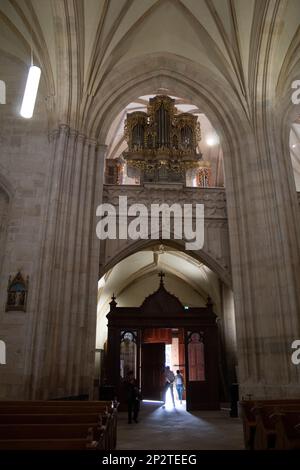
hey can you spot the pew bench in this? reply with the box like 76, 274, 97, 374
0, 438, 99, 451
271, 411, 300, 450
0, 413, 102, 424
0, 400, 112, 406
0, 406, 111, 414
239, 399, 300, 450
0, 400, 118, 451
0, 423, 102, 440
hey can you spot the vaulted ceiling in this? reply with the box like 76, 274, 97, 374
97, 245, 220, 306
0, 0, 300, 182
1, 0, 299, 122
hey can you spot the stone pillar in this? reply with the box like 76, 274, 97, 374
25, 125, 106, 399
0, 188, 9, 272
221, 283, 237, 385
224, 107, 300, 399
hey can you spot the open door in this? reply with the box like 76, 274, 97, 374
141, 343, 165, 400
185, 329, 219, 410
178, 329, 186, 400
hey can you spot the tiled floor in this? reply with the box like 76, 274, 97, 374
117, 401, 244, 450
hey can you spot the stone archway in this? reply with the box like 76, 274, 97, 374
99, 232, 231, 290
90, 55, 300, 398
26, 52, 300, 400
95, 237, 237, 403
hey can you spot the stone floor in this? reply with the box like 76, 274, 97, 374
117, 401, 244, 450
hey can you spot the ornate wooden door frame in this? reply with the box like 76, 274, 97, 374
105, 278, 219, 410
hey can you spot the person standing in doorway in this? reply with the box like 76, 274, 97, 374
175, 370, 184, 404
162, 366, 175, 407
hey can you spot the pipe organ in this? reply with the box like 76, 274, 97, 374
123, 95, 206, 185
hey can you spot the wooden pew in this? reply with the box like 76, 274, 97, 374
0, 423, 102, 440
271, 411, 300, 449
0, 401, 113, 415
0, 407, 110, 415
0, 425, 99, 450
0, 413, 102, 424
253, 404, 300, 450
0, 401, 118, 451
0, 438, 99, 450
239, 399, 300, 450
252, 405, 277, 450
239, 401, 256, 449
0, 423, 108, 450
0, 400, 113, 407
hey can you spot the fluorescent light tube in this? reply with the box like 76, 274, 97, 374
20, 65, 41, 118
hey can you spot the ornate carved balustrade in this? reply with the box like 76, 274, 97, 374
103, 185, 227, 219
99, 189, 300, 285
100, 185, 231, 286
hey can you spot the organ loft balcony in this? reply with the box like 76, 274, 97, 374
105, 95, 221, 189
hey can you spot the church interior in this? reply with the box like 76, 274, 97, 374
0, 0, 300, 455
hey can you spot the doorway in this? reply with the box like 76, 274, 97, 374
141, 343, 165, 400
141, 328, 186, 408
105, 277, 220, 410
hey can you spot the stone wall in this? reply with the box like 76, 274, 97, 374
0, 54, 51, 398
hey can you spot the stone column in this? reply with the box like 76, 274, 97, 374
25, 125, 106, 399
0, 188, 9, 273
224, 106, 300, 399
221, 283, 237, 386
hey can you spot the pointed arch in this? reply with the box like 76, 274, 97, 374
99, 238, 232, 289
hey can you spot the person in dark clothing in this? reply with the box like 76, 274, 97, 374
125, 371, 141, 424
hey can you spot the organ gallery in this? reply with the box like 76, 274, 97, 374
123, 95, 204, 185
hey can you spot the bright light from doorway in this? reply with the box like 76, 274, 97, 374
164, 387, 175, 409
142, 399, 163, 403
165, 344, 171, 367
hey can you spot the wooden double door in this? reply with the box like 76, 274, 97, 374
140, 328, 218, 410
141, 343, 165, 401
106, 299, 220, 410
141, 327, 186, 402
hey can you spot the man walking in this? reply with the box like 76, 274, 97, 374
162, 366, 175, 407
